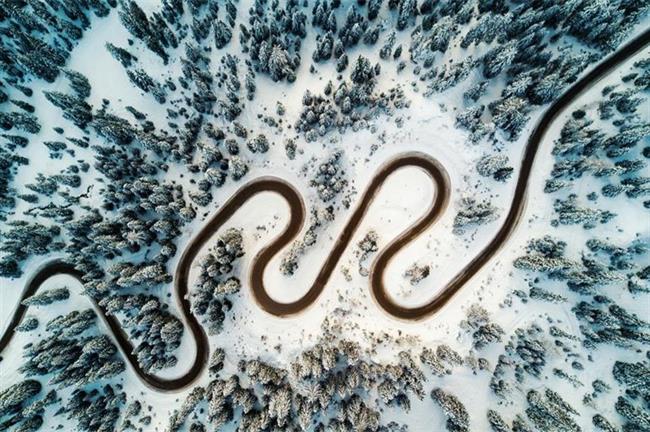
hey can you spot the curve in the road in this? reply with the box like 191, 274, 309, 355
373, 29, 650, 319
1, 28, 648, 391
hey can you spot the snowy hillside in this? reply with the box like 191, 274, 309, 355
0, 0, 649, 431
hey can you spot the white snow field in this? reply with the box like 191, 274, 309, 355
1, 0, 649, 431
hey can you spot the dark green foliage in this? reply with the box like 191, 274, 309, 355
573, 296, 650, 348
309, 151, 347, 202
167, 387, 205, 432
22, 287, 69, 306
615, 396, 650, 432
487, 410, 512, 432
106, 43, 137, 67
118, 0, 170, 63
100, 293, 182, 372
17, 307, 124, 389
0, 221, 61, 277
214, 21, 233, 49
553, 194, 616, 228
592, 414, 618, 432
613, 361, 649, 401
0, 380, 41, 418
91, 110, 136, 145
0, 112, 41, 134
16, 316, 39, 332
515, 236, 647, 296
242, 0, 306, 82
430, 388, 470, 432
63, 70, 91, 99
63, 385, 125, 432
208, 348, 226, 375
525, 389, 580, 432
460, 304, 504, 349
192, 228, 244, 334
43, 91, 92, 129
490, 324, 549, 398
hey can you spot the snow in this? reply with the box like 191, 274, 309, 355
1, 1, 649, 430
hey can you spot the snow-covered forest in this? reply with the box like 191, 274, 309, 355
0, 0, 648, 430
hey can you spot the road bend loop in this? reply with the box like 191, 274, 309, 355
1, 28, 648, 391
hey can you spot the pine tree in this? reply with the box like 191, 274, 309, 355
488, 96, 529, 140
106, 43, 137, 67
368, 0, 383, 20
396, 0, 416, 31
429, 17, 456, 53
64, 69, 91, 99
214, 21, 233, 49
43, 91, 93, 129
0, 380, 41, 418
431, 388, 470, 432
350, 56, 374, 84
482, 42, 517, 79
268, 46, 291, 82
22, 287, 70, 306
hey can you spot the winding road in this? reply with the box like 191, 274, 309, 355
1, 28, 648, 392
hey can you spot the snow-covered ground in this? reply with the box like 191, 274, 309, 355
1, 1, 649, 430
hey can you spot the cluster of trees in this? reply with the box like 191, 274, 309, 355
240, 0, 306, 82
455, 105, 495, 144
356, 230, 379, 277
192, 228, 245, 334
573, 295, 649, 348
486, 409, 534, 432
430, 388, 470, 432
545, 63, 649, 212
517, 242, 649, 346
177, 41, 216, 115
515, 235, 647, 296
278, 151, 348, 275
0, 145, 28, 221
215, 53, 245, 120
117, 399, 150, 432
118, 0, 177, 64
280, 206, 335, 276
459, 304, 504, 349
413, 0, 645, 142
109, 1, 245, 125
309, 151, 348, 202
16, 315, 39, 333
164, 335, 433, 431
0, 379, 56, 432
552, 194, 616, 228
488, 388, 581, 432
22, 287, 69, 306
100, 292, 183, 373
523, 388, 581, 432
611, 360, 650, 431
296, 56, 407, 141
452, 197, 499, 234
420, 344, 465, 377
60, 385, 125, 432
17, 167, 85, 224
19, 308, 125, 389
0, 221, 62, 278
488, 314, 647, 430
196, 126, 250, 195
1, 0, 648, 430
476, 154, 513, 182
0, 0, 113, 89
490, 323, 548, 398
311, 2, 384, 66
587, 238, 649, 293
59, 209, 171, 295
404, 262, 430, 286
